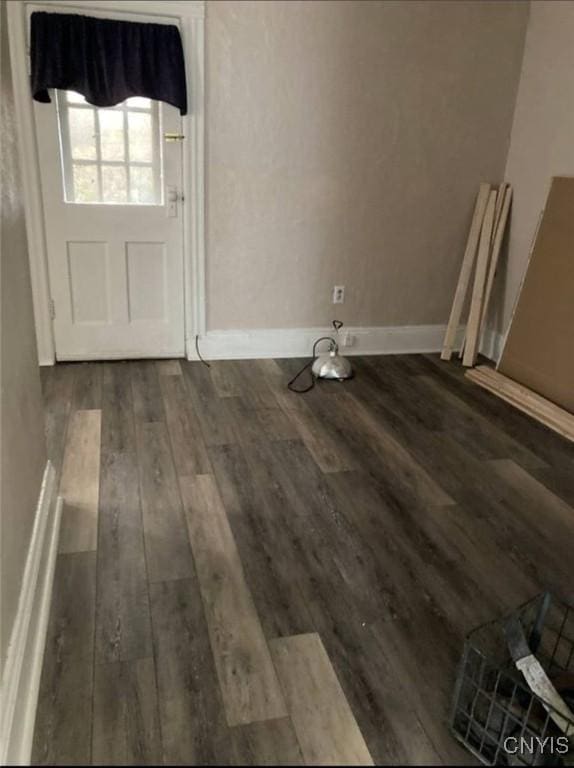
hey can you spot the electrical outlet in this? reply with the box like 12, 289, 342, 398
343, 332, 355, 347
332, 285, 345, 304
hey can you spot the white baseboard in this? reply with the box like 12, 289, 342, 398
0, 462, 62, 766
189, 324, 468, 361
39, 323, 503, 365
480, 327, 504, 364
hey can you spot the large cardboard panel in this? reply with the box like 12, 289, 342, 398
499, 176, 574, 413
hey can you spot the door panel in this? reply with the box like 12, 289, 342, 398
34, 82, 185, 360
67, 242, 110, 324
126, 242, 167, 322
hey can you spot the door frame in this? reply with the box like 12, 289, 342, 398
7, 0, 206, 364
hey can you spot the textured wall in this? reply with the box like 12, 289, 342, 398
500, 2, 574, 332
0, 0, 47, 677
206, 0, 529, 331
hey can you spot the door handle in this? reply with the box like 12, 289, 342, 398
166, 185, 183, 217
166, 186, 184, 203
164, 132, 185, 142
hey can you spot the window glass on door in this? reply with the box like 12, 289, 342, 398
56, 91, 162, 205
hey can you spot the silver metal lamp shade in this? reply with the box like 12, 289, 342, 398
311, 340, 353, 381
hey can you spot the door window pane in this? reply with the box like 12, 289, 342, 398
102, 165, 128, 203
67, 91, 88, 104
128, 112, 152, 162
73, 164, 99, 202
129, 166, 154, 204
57, 91, 162, 205
68, 108, 97, 160
126, 97, 151, 108
99, 110, 125, 161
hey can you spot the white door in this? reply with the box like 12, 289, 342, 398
34, 88, 185, 360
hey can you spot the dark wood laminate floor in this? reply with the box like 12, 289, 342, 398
32, 355, 574, 766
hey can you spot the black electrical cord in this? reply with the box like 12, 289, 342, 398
286, 360, 314, 394
287, 336, 335, 393
195, 334, 211, 368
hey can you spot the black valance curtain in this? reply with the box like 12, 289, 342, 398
30, 11, 188, 114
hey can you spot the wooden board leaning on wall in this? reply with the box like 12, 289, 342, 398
497, 176, 574, 415
441, 182, 512, 367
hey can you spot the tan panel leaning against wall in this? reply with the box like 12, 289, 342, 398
498, 176, 574, 413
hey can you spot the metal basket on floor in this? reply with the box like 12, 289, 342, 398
450, 593, 574, 766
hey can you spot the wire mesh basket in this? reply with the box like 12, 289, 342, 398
450, 593, 574, 766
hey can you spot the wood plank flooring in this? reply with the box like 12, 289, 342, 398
270, 633, 373, 765
181, 473, 287, 727
33, 355, 574, 765
58, 409, 101, 553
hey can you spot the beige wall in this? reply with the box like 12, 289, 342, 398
499, 1, 574, 333
0, 0, 47, 677
206, 0, 529, 331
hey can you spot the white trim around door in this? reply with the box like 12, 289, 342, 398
7, 0, 206, 365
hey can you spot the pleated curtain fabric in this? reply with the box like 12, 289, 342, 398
30, 11, 188, 114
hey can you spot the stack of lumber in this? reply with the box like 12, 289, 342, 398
441, 182, 512, 366
460, 178, 573, 442
466, 366, 574, 443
